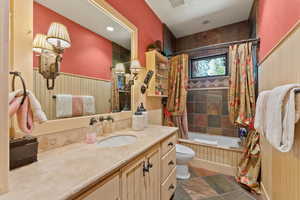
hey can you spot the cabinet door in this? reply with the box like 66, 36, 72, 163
81, 174, 120, 200
122, 156, 147, 200
145, 146, 161, 200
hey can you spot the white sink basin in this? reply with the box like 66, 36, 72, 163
97, 135, 137, 148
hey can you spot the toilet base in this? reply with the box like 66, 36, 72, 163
176, 164, 191, 180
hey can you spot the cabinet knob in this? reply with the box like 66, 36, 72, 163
168, 142, 174, 147
168, 184, 175, 191
168, 160, 174, 166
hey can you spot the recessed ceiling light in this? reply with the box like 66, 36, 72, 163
202, 20, 210, 25
106, 26, 114, 32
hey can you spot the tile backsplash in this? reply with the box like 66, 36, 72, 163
187, 89, 237, 137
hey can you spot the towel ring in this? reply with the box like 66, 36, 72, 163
10, 71, 27, 105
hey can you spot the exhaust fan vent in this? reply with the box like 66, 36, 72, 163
169, 0, 185, 8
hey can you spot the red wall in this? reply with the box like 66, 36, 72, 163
258, 0, 300, 62
34, 3, 112, 80
106, 0, 163, 66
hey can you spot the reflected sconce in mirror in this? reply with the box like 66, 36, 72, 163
114, 63, 126, 74
113, 60, 142, 86
33, 22, 71, 90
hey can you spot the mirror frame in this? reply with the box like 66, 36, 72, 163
29, 0, 138, 136
0, 0, 9, 193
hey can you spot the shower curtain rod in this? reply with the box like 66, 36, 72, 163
173, 38, 260, 55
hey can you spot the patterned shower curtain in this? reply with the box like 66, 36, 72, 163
111, 71, 120, 112
229, 42, 261, 194
164, 54, 189, 139
236, 129, 261, 194
228, 42, 256, 127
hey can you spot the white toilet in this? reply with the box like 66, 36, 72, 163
175, 144, 195, 179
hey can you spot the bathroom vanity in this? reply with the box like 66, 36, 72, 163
0, 125, 178, 200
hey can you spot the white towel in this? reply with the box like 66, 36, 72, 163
9, 89, 47, 123
82, 96, 96, 115
255, 84, 300, 152
56, 94, 72, 118
254, 90, 271, 136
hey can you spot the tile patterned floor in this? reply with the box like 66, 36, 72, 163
174, 167, 265, 200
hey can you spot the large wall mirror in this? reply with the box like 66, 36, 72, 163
32, 0, 135, 120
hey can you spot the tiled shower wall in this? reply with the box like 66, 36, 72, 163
187, 89, 238, 137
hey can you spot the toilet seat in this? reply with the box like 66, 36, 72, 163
176, 144, 195, 156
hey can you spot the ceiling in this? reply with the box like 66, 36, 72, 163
146, 0, 254, 38
35, 0, 131, 49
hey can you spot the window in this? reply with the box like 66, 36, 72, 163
190, 54, 228, 79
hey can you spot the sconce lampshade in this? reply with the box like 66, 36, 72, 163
115, 63, 125, 74
47, 22, 71, 49
130, 60, 142, 73
32, 34, 54, 54
125, 73, 131, 84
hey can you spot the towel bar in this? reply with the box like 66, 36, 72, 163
294, 89, 300, 93
10, 71, 27, 105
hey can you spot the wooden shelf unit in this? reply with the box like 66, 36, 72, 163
146, 50, 169, 97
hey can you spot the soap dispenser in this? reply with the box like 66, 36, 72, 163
86, 117, 98, 144
132, 107, 145, 131
139, 103, 148, 128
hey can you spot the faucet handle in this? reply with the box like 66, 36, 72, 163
99, 116, 105, 122
106, 116, 114, 122
89, 117, 98, 125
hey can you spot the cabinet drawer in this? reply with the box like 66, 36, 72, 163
161, 147, 176, 182
161, 168, 176, 200
161, 134, 177, 156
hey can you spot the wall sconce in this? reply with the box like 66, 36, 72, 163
33, 22, 71, 90
130, 59, 142, 80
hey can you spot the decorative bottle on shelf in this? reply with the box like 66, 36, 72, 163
132, 107, 145, 131
139, 103, 148, 128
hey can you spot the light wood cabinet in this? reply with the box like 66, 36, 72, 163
74, 132, 177, 200
121, 145, 161, 200
121, 156, 147, 200
146, 50, 169, 97
77, 173, 120, 200
145, 146, 161, 200
160, 135, 177, 200
161, 148, 176, 182
161, 168, 176, 200
161, 134, 177, 156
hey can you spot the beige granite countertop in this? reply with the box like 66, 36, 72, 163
0, 125, 178, 200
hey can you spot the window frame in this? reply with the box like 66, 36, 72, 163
189, 53, 229, 79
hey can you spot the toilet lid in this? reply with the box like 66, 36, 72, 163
176, 144, 195, 155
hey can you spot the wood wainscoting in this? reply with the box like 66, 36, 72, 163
33, 70, 111, 120
259, 21, 300, 200
179, 139, 243, 176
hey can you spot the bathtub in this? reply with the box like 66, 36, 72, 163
178, 132, 243, 176
188, 132, 241, 149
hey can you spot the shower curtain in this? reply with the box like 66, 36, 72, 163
111, 72, 120, 112
228, 42, 256, 126
228, 42, 261, 194
164, 54, 189, 139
